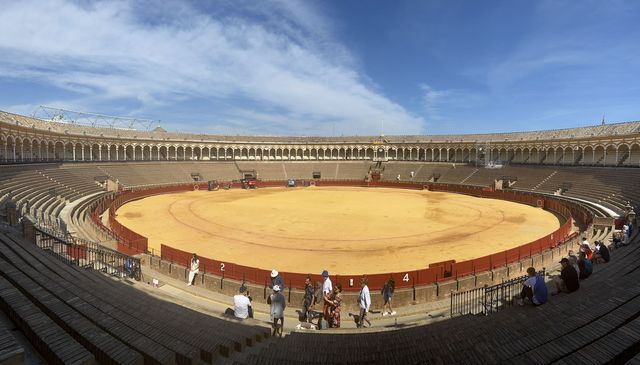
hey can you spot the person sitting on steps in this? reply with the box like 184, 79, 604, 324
519, 267, 548, 306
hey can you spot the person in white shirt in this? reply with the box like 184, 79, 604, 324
357, 277, 371, 328
581, 237, 591, 250
322, 270, 332, 295
321, 270, 332, 328
187, 253, 199, 286
233, 286, 252, 319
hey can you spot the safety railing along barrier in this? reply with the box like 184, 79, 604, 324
450, 268, 545, 317
34, 225, 141, 281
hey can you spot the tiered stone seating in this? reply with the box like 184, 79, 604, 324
282, 162, 316, 179
237, 239, 640, 364
335, 162, 371, 180
39, 166, 104, 200
0, 230, 271, 363
379, 162, 424, 181
0, 321, 24, 364
281, 162, 370, 180
236, 162, 286, 180
434, 165, 478, 184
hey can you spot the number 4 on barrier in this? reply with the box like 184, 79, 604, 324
220, 263, 225, 272
403, 273, 409, 282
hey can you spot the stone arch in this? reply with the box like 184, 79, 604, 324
116, 145, 124, 161
123, 145, 133, 160
529, 148, 538, 164
562, 146, 573, 165
141, 145, 150, 160
593, 145, 605, 165
498, 148, 507, 162
107, 144, 116, 160
388, 147, 398, 160
552, 146, 563, 164
159, 145, 167, 160
74, 143, 83, 161
365, 147, 374, 160
14, 138, 23, 161
176, 146, 185, 160
62, 142, 72, 160
5, 136, 15, 161
20, 138, 31, 161
425, 148, 433, 162
468, 148, 477, 163
583, 146, 594, 164
627, 143, 640, 166
39, 140, 48, 161
512, 148, 523, 163
604, 144, 618, 166
0, 135, 7, 161
100, 144, 108, 161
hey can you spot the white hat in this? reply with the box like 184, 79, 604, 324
271, 269, 278, 278
273, 285, 281, 292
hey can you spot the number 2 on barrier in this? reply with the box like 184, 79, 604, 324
220, 263, 225, 272
403, 273, 409, 282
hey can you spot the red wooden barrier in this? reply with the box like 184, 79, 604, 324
473, 255, 492, 273
452, 260, 475, 278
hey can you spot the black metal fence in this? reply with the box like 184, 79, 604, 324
450, 268, 545, 317
34, 225, 141, 281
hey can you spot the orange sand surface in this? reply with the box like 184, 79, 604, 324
116, 187, 560, 274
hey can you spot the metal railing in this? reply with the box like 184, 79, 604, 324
450, 268, 545, 317
34, 225, 141, 281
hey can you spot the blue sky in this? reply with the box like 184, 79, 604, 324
0, 0, 638, 136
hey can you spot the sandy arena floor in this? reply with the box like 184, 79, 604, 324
116, 187, 560, 275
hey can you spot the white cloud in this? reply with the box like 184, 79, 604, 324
419, 84, 486, 126
0, 0, 424, 135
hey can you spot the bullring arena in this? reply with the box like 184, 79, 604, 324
117, 187, 560, 274
2, 109, 640, 364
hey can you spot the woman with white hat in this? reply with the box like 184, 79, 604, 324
267, 285, 286, 337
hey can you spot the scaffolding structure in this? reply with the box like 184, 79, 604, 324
32, 106, 159, 131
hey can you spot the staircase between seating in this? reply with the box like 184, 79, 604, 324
460, 169, 479, 184
532, 170, 557, 191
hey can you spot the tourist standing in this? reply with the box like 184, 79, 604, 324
357, 277, 371, 328
381, 278, 396, 316
268, 285, 286, 337
301, 275, 316, 322
328, 284, 343, 328
321, 270, 332, 329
